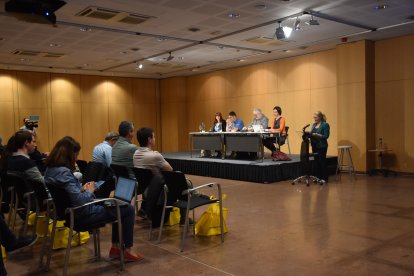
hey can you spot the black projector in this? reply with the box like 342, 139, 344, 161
5, 0, 66, 25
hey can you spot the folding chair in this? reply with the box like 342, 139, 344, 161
159, 170, 224, 252
42, 184, 126, 276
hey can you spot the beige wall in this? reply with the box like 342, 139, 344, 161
0, 71, 159, 161
2, 34, 413, 173
375, 35, 414, 173
162, 49, 338, 156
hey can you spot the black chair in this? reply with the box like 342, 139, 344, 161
75, 160, 88, 177
83, 161, 107, 184
160, 170, 225, 252
110, 164, 131, 179
43, 184, 126, 276
5, 174, 35, 235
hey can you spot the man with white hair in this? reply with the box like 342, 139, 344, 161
244, 108, 269, 131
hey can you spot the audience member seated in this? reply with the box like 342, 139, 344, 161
44, 136, 143, 261
0, 216, 37, 275
263, 106, 287, 159
0, 130, 44, 184
133, 127, 193, 226
112, 121, 137, 178
92, 132, 119, 167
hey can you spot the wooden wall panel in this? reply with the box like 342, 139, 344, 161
50, 74, 81, 103
0, 102, 16, 142
337, 41, 365, 85
160, 77, 187, 152
337, 83, 367, 170
310, 50, 336, 89
277, 55, 310, 92
80, 75, 108, 104
0, 71, 16, 141
132, 79, 156, 104
107, 78, 133, 104
16, 71, 49, 109
81, 104, 109, 161
50, 103, 83, 156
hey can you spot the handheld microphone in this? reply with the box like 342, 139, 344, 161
302, 124, 310, 130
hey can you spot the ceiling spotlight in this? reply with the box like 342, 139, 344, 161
294, 16, 301, 30
374, 4, 389, 10
275, 22, 285, 40
79, 26, 92, 32
166, 52, 174, 61
227, 12, 240, 19
275, 21, 293, 40
136, 63, 143, 69
306, 15, 320, 26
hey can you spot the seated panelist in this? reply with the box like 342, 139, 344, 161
263, 106, 287, 159
226, 111, 244, 132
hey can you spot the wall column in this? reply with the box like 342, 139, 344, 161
336, 40, 375, 172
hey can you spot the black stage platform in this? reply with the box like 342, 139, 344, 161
163, 152, 337, 184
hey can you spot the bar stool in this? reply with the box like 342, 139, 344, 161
336, 145, 356, 181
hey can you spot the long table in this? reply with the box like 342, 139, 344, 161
189, 131, 280, 162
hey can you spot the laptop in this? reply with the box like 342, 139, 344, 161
102, 176, 136, 206
252, 124, 263, 132
114, 176, 136, 202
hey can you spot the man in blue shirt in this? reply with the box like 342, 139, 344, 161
92, 132, 119, 167
226, 111, 244, 132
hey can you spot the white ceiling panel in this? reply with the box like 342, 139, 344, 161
0, 0, 413, 78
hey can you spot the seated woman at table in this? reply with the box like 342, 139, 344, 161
44, 136, 144, 261
263, 106, 287, 159
211, 112, 226, 132
209, 112, 226, 158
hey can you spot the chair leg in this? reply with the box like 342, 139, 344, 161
180, 207, 190, 252
39, 209, 50, 269
97, 229, 101, 260
45, 218, 57, 272
219, 201, 224, 243
157, 208, 167, 243
93, 230, 98, 258
63, 226, 74, 276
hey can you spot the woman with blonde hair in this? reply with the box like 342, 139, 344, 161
310, 111, 330, 184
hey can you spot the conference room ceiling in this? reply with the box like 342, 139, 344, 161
0, 0, 413, 79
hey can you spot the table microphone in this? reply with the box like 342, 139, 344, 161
302, 124, 310, 131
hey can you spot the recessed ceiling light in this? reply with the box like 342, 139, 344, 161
20, 58, 28, 62
157, 37, 167, 42
49, 43, 61, 47
119, 51, 127, 54
282, 49, 291, 53
254, 4, 267, 10
177, 57, 184, 60
188, 27, 200, 32
191, 68, 199, 72
227, 12, 240, 19
238, 59, 246, 62
83, 63, 89, 67
80, 27, 92, 32
136, 63, 143, 69
374, 4, 389, 10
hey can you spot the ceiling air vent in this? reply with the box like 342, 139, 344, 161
11, 50, 64, 58
11, 50, 41, 56
244, 36, 287, 47
76, 6, 154, 25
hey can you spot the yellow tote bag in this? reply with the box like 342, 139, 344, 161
48, 221, 90, 250
195, 195, 228, 236
165, 207, 181, 226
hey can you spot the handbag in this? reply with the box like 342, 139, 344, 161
28, 212, 90, 249
272, 151, 292, 161
165, 207, 181, 226
195, 194, 228, 236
